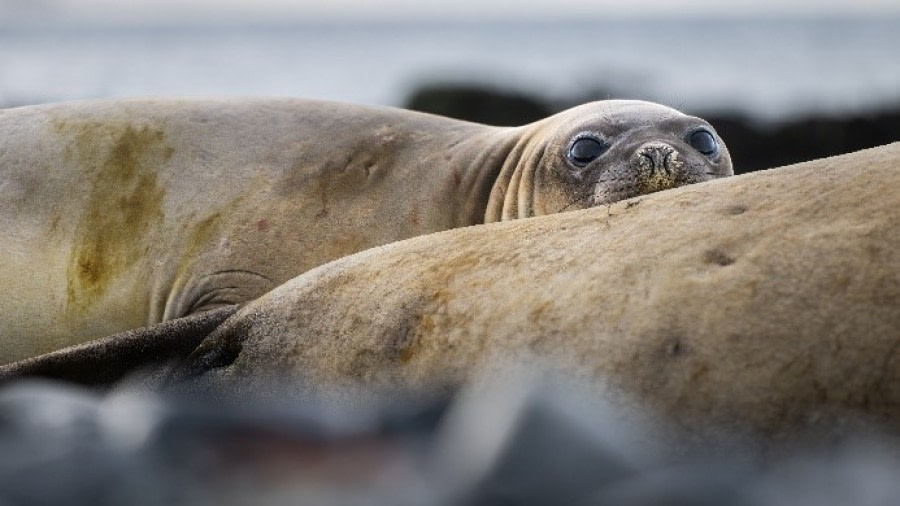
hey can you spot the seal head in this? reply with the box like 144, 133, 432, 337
485, 100, 733, 221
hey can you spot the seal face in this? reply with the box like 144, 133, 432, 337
561, 103, 732, 207
490, 100, 733, 220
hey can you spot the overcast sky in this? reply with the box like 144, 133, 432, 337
5, 0, 900, 22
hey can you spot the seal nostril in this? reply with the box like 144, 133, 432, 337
662, 152, 674, 175
636, 143, 678, 176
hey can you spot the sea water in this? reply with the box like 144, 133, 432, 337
1, 17, 898, 120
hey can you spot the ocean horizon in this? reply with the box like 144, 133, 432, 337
2, 16, 899, 121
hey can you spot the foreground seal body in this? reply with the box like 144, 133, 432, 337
0, 98, 730, 362
4, 144, 896, 439
175, 145, 900, 437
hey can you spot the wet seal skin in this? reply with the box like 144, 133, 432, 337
0, 97, 731, 363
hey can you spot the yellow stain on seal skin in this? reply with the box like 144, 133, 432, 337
63, 123, 172, 314
185, 212, 223, 263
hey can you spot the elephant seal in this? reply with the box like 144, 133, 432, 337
3, 143, 897, 439
185, 143, 900, 437
0, 97, 730, 363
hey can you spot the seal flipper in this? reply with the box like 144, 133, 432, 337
0, 305, 239, 390
167, 316, 252, 383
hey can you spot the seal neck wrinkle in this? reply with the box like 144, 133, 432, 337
483, 127, 538, 223
452, 126, 522, 226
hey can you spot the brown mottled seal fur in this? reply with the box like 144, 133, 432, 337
179, 143, 896, 435
0, 97, 730, 362
5, 144, 897, 439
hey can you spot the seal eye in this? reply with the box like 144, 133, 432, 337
688, 130, 718, 156
568, 137, 607, 167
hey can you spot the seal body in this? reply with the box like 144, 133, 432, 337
180, 143, 900, 436
0, 98, 730, 362
3, 144, 897, 439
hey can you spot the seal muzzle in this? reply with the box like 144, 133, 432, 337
633, 142, 690, 194
636, 142, 679, 176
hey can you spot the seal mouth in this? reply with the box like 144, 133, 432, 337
588, 142, 714, 206
590, 180, 643, 207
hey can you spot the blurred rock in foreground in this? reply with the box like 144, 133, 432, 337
0, 376, 898, 506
